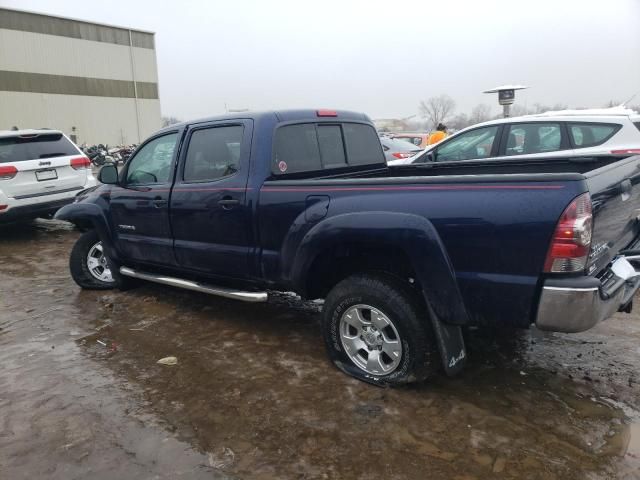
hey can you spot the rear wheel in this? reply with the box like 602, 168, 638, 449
70, 230, 125, 290
322, 274, 439, 385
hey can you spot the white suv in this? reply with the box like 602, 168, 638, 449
0, 129, 96, 223
388, 107, 640, 166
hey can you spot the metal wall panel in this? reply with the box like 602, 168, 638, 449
0, 29, 158, 82
0, 70, 158, 99
0, 91, 162, 145
131, 46, 159, 84
0, 7, 154, 49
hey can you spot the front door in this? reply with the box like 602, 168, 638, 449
109, 131, 179, 266
170, 120, 254, 279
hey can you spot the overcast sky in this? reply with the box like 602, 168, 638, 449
2, 0, 640, 121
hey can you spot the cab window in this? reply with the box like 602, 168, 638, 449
434, 126, 499, 162
273, 122, 383, 175
183, 125, 244, 182
126, 133, 178, 185
504, 123, 561, 156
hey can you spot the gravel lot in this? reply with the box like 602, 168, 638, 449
1, 219, 639, 479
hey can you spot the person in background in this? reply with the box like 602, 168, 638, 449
428, 123, 448, 145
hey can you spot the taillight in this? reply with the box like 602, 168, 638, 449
317, 109, 337, 117
70, 156, 91, 170
544, 193, 593, 273
392, 152, 417, 159
611, 149, 640, 155
0, 165, 18, 180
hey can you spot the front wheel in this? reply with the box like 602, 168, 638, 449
69, 230, 122, 290
322, 274, 440, 385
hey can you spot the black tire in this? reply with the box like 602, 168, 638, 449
322, 274, 440, 386
69, 230, 127, 290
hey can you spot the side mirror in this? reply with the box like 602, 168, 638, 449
98, 164, 118, 184
425, 151, 436, 162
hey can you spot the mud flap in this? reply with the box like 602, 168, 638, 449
427, 304, 467, 376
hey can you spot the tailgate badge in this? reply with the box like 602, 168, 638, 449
118, 224, 136, 231
39, 161, 51, 166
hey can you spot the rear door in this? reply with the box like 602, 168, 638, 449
0, 132, 88, 199
170, 120, 254, 279
497, 122, 574, 160
109, 132, 179, 265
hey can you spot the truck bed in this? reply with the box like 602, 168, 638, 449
258, 154, 640, 329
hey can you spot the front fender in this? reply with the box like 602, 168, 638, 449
54, 202, 120, 262
290, 212, 470, 326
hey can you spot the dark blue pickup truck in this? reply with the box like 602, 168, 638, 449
56, 109, 640, 385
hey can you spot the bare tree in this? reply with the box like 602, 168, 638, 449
449, 113, 470, 131
469, 104, 492, 124
419, 94, 456, 130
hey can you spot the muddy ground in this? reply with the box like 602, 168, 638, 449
0, 219, 638, 480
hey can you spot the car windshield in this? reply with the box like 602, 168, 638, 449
382, 138, 422, 152
394, 136, 423, 146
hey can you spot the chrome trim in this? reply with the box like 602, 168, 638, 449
543, 286, 598, 292
119, 267, 268, 303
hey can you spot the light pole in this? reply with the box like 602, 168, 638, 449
483, 85, 528, 118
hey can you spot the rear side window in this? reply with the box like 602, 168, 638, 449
183, 125, 244, 182
343, 123, 385, 165
504, 123, 561, 156
0, 133, 78, 163
569, 123, 619, 148
633, 122, 640, 132
273, 122, 383, 174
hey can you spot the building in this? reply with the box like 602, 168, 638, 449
0, 7, 162, 146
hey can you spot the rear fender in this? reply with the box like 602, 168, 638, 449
290, 212, 469, 326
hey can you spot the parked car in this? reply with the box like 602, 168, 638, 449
380, 137, 422, 162
391, 132, 430, 148
0, 129, 95, 223
387, 107, 640, 166
56, 109, 640, 386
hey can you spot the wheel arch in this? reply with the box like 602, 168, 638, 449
54, 202, 120, 262
290, 212, 470, 326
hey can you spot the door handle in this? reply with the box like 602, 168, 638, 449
152, 196, 167, 208
218, 197, 240, 209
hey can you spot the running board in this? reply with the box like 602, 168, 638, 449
119, 267, 268, 303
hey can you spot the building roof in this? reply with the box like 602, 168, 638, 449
0, 6, 155, 35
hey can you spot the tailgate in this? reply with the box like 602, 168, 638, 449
0, 132, 87, 198
585, 154, 640, 274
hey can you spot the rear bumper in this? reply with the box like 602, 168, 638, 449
0, 197, 74, 223
535, 257, 640, 333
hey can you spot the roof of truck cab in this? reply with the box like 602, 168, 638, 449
156, 109, 371, 135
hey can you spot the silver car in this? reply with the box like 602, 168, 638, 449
380, 137, 422, 163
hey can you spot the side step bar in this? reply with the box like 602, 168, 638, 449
119, 267, 268, 303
